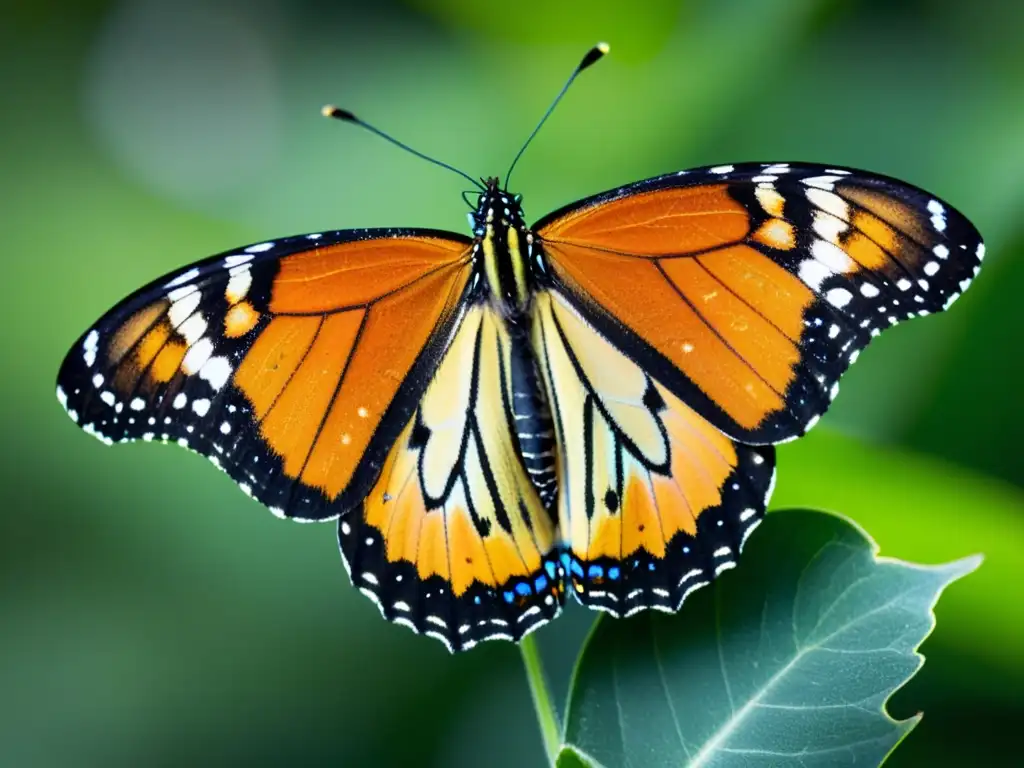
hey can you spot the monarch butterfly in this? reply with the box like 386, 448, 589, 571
56, 43, 983, 652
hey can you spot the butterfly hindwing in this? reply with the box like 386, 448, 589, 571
339, 302, 566, 651
533, 290, 775, 616
56, 229, 473, 521
535, 162, 984, 444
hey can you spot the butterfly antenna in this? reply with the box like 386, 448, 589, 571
504, 42, 610, 190
322, 106, 484, 190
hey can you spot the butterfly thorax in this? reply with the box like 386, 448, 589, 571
472, 178, 535, 316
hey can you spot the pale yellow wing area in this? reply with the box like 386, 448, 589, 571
532, 290, 775, 617
338, 304, 565, 651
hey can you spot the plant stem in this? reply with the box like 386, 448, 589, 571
519, 633, 561, 765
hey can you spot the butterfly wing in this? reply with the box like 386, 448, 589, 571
534, 163, 984, 444
532, 290, 774, 615
56, 229, 474, 521
339, 303, 566, 651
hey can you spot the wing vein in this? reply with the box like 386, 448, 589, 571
650, 260, 790, 402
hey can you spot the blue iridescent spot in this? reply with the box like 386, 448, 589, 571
607, 566, 620, 580
503, 590, 515, 603
515, 582, 531, 597
560, 552, 572, 568
683, 547, 690, 554
588, 564, 603, 579
474, 596, 481, 605
545, 561, 557, 579
535, 575, 548, 592
648, 562, 656, 571
570, 559, 584, 577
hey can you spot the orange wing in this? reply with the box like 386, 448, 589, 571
339, 303, 565, 651
535, 163, 984, 443
532, 290, 774, 616
56, 229, 473, 520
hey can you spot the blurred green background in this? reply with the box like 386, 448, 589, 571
3, 0, 1023, 765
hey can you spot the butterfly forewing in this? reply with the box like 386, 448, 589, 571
56, 229, 473, 521
535, 163, 984, 444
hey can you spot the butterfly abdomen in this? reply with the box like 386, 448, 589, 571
506, 328, 558, 512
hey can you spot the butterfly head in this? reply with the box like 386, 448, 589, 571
470, 178, 526, 235
472, 178, 535, 314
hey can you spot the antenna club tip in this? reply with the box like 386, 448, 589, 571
322, 105, 356, 121
579, 42, 610, 71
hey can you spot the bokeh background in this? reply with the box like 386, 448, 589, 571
3, 0, 1023, 765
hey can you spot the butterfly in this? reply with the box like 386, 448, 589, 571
55, 44, 984, 652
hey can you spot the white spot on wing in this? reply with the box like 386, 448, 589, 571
167, 284, 198, 302
244, 242, 274, 253
710, 164, 734, 174
178, 314, 208, 346
181, 337, 214, 374
826, 287, 853, 308
168, 290, 201, 327
226, 269, 252, 304
165, 267, 200, 288
192, 398, 211, 417
812, 211, 847, 243
923, 261, 940, 276
199, 356, 232, 390
798, 259, 831, 291
83, 330, 99, 367
802, 175, 841, 191
812, 238, 855, 272
806, 188, 850, 221
860, 283, 880, 298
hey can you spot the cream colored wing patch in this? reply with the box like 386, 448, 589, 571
532, 290, 775, 617
338, 303, 565, 651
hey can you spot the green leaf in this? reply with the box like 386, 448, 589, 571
777, 428, 1024, 677
557, 509, 980, 768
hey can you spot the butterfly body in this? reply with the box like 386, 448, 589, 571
57, 161, 983, 651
